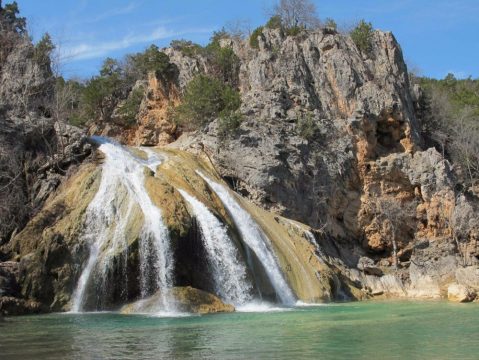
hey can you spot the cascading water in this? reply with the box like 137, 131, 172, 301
71, 137, 174, 313
197, 172, 296, 305
178, 189, 253, 306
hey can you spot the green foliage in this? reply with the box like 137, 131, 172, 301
297, 113, 318, 140
53, 77, 87, 126
351, 20, 374, 55
33, 33, 54, 67
285, 26, 304, 37
209, 28, 229, 45
218, 111, 243, 138
170, 39, 203, 57
420, 75, 479, 117
207, 42, 239, 86
116, 86, 145, 127
249, 26, 264, 49
174, 74, 241, 130
0, 1, 26, 34
324, 18, 337, 30
129, 45, 176, 78
266, 15, 282, 29
418, 74, 479, 186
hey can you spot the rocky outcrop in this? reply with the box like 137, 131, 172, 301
165, 27, 479, 300
447, 283, 476, 303
0, 10, 92, 247
121, 287, 235, 315
89, 73, 181, 146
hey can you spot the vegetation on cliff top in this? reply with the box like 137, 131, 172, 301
417, 74, 479, 187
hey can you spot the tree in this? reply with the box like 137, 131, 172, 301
324, 18, 337, 30
34, 33, 55, 69
351, 20, 374, 55
0, 1, 26, 34
271, 0, 320, 30
128, 45, 176, 79
174, 74, 241, 130
372, 198, 416, 270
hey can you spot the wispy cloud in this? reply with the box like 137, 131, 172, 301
62, 26, 213, 60
84, 2, 141, 24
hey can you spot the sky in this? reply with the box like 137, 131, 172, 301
15, 0, 479, 79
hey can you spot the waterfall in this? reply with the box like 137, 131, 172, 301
71, 137, 174, 313
178, 189, 253, 306
197, 172, 296, 305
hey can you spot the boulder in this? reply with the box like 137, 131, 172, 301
121, 287, 235, 315
447, 283, 476, 303
357, 257, 383, 276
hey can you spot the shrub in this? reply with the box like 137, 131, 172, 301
129, 45, 176, 79
218, 111, 243, 138
174, 75, 241, 130
0, 1, 26, 34
170, 39, 203, 57
116, 86, 145, 127
33, 33, 54, 68
285, 26, 304, 37
297, 113, 318, 140
266, 15, 282, 29
249, 26, 264, 49
351, 20, 374, 55
205, 33, 240, 86
324, 18, 337, 30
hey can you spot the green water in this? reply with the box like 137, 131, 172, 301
1, 301, 478, 359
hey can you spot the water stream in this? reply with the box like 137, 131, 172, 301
197, 171, 296, 305
178, 189, 253, 306
71, 138, 174, 313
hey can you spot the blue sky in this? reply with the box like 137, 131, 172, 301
16, 0, 478, 79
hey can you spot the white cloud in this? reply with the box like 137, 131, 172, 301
85, 2, 141, 24
62, 26, 212, 61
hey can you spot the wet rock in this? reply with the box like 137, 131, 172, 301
121, 287, 235, 315
357, 257, 383, 276
447, 283, 476, 303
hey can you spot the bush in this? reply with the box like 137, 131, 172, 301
116, 86, 145, 127
249, 26, 264, 49
297, 113, 318, 140
285, 26, 304, 37
129, 45, 176, 79
0, 1, 26, 34
324, 18, 337, 30
33, 33, 54, 68
174, 75, 241, 130
266, 15, 282, 29
205, 33, 240, 86
351, 20, 374, 55
419, 75, 479, 187
218, 111, 243, 138
170, 39, 203, 57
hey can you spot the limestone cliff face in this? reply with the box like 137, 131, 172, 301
89, 73, 181, 147
2, 25, 479, 313
0, 28, 91, 247
164, 27, 478, 300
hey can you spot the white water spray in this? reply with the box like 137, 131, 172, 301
178, 189, 253, 305
71, 137, 174, 313
197, 172, 296, 305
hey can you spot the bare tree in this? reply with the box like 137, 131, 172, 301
372, 198, 416, 269
270, 0, 320, 29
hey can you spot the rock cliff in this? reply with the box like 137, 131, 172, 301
1, 23, 478, 314
164, 27, 478, 301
